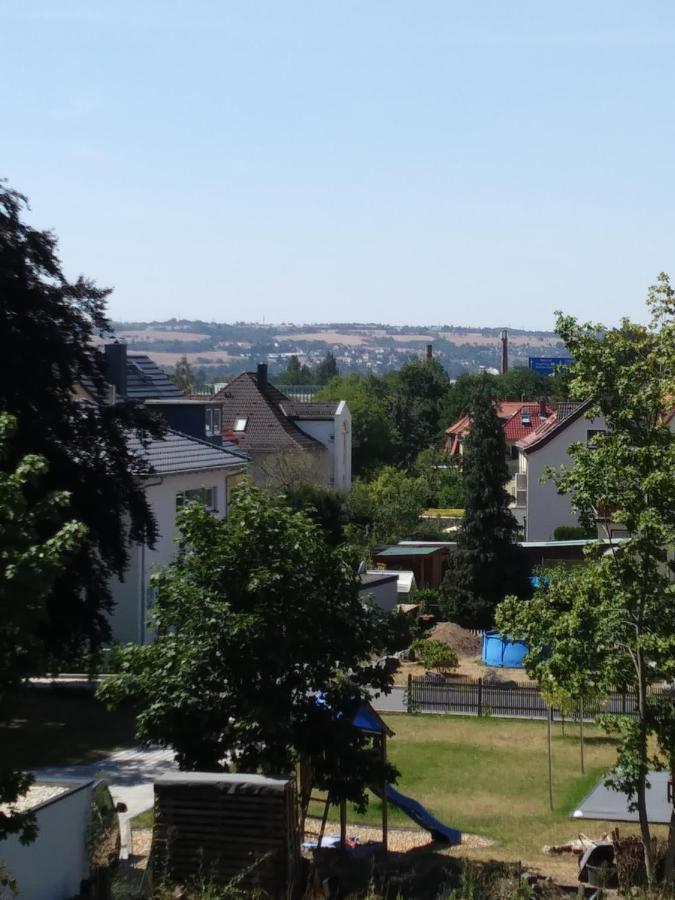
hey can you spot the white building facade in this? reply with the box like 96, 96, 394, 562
513, 403, 607, 542
108, 430, 248, 644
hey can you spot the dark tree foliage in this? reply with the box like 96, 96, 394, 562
388, 357, 450, 466
0, 183, 163, 661
283, 482, 347, 547
275, 354, 314, 385
440, 378, 531, 627
314, 351, 339, 385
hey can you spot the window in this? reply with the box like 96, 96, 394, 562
176, 486, 218, 512
233, 417, 248, 432
205, 407, 222, 438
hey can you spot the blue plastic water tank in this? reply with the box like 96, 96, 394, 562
482, 631, 528, 668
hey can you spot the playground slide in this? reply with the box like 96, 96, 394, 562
371, 784, 462, 845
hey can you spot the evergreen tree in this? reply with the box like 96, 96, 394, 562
276, 354, 313, 385
0, 182, 163, 661
314, 351, 339, 384
439, 377, 530, 627
171, 354, 197, 393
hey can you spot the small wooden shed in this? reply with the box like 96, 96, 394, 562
152, 772, 300, 898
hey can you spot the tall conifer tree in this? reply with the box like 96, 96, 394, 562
440, 377, 530, 627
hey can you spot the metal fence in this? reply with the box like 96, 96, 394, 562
278, 384, 322, 401
407, 675, 669, 720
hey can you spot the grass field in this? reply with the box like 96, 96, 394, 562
306, 713, 661, 876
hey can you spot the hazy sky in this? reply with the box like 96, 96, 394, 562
3, 1, 675, 328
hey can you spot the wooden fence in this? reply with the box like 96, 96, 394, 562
407, 675, 669, 720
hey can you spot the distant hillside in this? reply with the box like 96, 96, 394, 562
111, 320, 565, 382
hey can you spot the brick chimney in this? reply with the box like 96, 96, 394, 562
500, 330, 508, 375
104, 342, 127, 397
425, 343, 433, 362
257, 362, 268, 389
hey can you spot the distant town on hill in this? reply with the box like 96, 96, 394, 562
110, 320, 566, 384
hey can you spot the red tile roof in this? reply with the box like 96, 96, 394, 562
445, 401, 553, 453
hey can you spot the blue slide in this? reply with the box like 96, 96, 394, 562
372, 784, 462, 845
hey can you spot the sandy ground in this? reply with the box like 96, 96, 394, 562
393, 658, 536, 686
129, 824, 586, 885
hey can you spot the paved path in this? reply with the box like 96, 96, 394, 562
34, 746, 176, 858
370, 686, 406, 713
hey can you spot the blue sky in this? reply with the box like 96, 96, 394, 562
2, 1, 675, 328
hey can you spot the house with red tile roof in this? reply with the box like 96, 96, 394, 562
512, 400, 608, 541
445, 400, 554, 482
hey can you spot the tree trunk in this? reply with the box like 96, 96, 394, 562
636, 656, 655, 885
664, 766, 675, 884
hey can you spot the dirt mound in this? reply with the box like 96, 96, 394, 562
429, 622, 482, 658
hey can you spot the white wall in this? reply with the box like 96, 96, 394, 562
524, 414, 606, 541
294, 401, 352, 491
108, 467, 244, 644
2, 780, 93, 900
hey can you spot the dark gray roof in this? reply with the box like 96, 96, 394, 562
213, 373, 325, 453
359, 572, 398, 587
126, 354, 184, 400
128, 429, 248, 475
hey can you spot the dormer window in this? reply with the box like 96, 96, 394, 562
205, 407, 222, 438
233, 417, 248, 432
521, 408, 531, 426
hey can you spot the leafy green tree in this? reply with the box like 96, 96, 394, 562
440, 377, 530, 627
389, 357, 450, 466
276, 354, 313, 385
0, 183, 163, 660
497, 275, 675, 884
314, 351, 339, 385
170, 354, 197, 393
99, 485, 396, 810
316, 374, 397, 476
413, 447, 465, 509
283, 482, 347, 547
0, 414, 86, 843
348, 466, 428, 547
497, 366, 552, 402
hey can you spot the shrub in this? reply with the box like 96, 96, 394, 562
552, 524, 597, 540
412, 638, 459, 674
414, 588, 441, 616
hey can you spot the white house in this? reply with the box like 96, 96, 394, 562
214, 364, 352, 491
108, 430, 249, 644
513, 400, 607, 541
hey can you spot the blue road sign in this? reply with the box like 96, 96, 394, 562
528, 356, 572, 376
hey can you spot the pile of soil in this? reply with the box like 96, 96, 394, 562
429, 622, 482, 658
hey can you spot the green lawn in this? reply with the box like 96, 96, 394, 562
1, 687, 137, 769
306, 713, 650, 870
